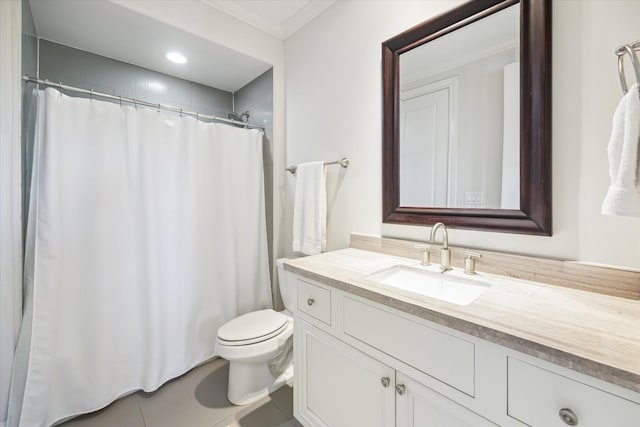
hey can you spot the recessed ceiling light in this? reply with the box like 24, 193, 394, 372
166, 52, 187, 64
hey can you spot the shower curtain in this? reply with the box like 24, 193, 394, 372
9, 88, 272, 427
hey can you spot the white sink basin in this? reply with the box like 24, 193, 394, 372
365, 265, 490, 306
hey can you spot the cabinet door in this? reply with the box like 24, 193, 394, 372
296, 321, 395, 427
395, 373, 496, 427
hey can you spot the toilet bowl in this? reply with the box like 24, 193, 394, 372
215, 258, 296, 405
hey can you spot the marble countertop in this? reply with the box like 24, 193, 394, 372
284, 248, 640, 393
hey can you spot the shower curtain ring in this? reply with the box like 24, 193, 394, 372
196, 112, 199, 121
119, 95, 122, 107
90, 89, 93, 100
180, 108, 183, 117
157, 103, 161, 113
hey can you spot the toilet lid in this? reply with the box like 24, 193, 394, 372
218, 309, 289, 345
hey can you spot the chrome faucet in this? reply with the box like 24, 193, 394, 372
429, 222, 451, 272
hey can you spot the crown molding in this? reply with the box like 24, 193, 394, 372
200, 0, 336, 40
282, 1, 336, 39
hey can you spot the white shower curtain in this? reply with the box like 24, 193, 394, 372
10, 88, 272, 427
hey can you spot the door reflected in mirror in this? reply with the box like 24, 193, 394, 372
399, 3, 519, 209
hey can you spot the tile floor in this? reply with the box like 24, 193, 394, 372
57, 358, 301, 427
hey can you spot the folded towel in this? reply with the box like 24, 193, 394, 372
292, 161, 326, 255
602, 83, 640, 217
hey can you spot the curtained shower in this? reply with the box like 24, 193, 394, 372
8, 87, 272, 427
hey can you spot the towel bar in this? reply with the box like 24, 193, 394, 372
616, 39, 640, 94
286, 158, 349, 174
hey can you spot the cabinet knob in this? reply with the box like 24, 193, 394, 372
558, 408, 578, 426
380, 377, 391, 388
395, 384, 406, 395
307, 298, 315, 306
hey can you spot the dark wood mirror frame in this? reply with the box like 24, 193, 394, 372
382, 0, 551, 235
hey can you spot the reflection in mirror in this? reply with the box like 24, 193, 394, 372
399, 4, 519, 209
382, 0, 551, 235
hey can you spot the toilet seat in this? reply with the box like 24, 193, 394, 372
217, 309, 289, 346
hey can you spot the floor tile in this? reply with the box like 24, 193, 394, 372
55, 358, 298, 427
212, 400, 291, 427
270, 385, 293, 418
277, 419, 304, 427
137, 358, 246, 427
57, 393, 144, 427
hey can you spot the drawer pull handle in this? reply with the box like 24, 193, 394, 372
307, 298, 315, 306
395, 384, 406, 395
559, 408, 578, 426
380, 377, 391, 388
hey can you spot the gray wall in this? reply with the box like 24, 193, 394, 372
22, 0, 37, 242
235, 68, 274, 164
21, 1, 37, 76
38, 40, 233, 116
234, 69, 276, 305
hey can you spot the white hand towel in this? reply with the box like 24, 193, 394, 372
601, 83, 640, 217
292, 161, 326, 255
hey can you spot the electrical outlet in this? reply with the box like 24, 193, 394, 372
465, 192, 485, 207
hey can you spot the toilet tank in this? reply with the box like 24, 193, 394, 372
276, 258, 295, 311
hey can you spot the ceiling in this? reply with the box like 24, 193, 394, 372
28, 0, 335, 92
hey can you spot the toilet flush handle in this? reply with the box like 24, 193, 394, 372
307, 298, 315, 306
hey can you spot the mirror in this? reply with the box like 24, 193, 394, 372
399, 4, 519, 209
382, 0, 551, 235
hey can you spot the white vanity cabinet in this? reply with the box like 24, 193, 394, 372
289, 273, 640, 427
297, 320, 494, 427
293, 276, 499, 427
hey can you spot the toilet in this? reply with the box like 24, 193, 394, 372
215, 258, 295, 405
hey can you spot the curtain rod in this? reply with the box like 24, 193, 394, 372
22, 76, 266, 131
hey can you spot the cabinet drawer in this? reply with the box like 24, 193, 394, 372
297, 279, 331, 325
343, 297, 475, 396
507, 357, 640, 426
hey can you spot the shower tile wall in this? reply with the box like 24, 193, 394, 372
38, 40, 233, 115
234, 69, 275, 305
21, 3, 37, 87
21, 0, 38, 242
235, 68, 274, 165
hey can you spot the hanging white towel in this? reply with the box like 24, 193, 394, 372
292, 161, 326, 255
602, 83, 640, 217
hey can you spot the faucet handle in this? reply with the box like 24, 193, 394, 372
464, 251, 482, 274
414, 243, 431, 266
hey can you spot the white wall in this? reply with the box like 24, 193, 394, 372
575, 1, 640, 267
1, 1, 24, 424
285, 0, 458, 256
285, 0, 640, 269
